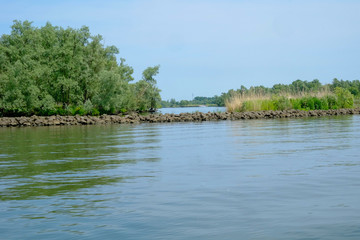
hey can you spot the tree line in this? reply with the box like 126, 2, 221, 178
162, 79, 360, 108
161, 96, 222, 108
0, 21, 161, 116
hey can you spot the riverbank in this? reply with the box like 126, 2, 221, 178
1, 108, 360, 127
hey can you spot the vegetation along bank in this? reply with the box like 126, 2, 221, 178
1, 20, 360, 127
0, 21, 161, 117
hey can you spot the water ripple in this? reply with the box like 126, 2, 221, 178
1, 115, 360, 239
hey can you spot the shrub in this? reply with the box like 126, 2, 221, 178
54, 106, 67, 116
290, 98, 302, 110
272, 96, 291, 110
260, 99, 275, 111
326, 95, 338, 109
319, 97, 329, 110
312, 97, 322, 110
335, 87, 354, 108
83, 100, 94, 115
300, 97, 315, 110
91, 108, 100, 116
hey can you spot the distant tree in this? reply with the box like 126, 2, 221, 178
179, 100, 189, 107
290, 79, 308, 93
308, 79, 321, 91
170, 98, 177, 107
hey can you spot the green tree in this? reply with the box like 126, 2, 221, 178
135, 65, 161, 111
0, 20, 161, 116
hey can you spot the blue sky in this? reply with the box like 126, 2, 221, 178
1, 0, 360, 100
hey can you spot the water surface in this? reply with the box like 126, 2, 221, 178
1, 115, 360, 239
159, 106, 226, 114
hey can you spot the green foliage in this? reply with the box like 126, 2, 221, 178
290, 99, 302, 110
229, 89, 354, 112
272, 96, 291, 110
260, 99, 275, 111
142, 65, 159, 85
319, 98, 329, 110
218, 79, 359, 107
135, 66, 161, 111
300, 97, 314, 110
0, 20, 161, 116
326, 95, 338, 109
335, 87, 354, 108
296, 95, 342, 111
161, 78, 359, 110
161, 95, 223, 108
54, 105, 68, 116
71, 106, 87, 116
242, 101, 253, 112
331, 78, 360, 97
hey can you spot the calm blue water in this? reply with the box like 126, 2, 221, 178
1, 114, 360, 239
159, 106, 226, 114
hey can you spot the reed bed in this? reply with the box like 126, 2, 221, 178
226, 88, 354, 112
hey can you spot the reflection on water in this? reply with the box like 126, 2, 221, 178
0, 125, 161, 201
1, 115, 360, 239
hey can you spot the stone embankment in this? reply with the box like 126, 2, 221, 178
1, 108, 359, 127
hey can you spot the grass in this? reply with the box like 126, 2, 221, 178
226, 88, 355, 112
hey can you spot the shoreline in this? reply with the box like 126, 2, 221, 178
1, 108, 359, 127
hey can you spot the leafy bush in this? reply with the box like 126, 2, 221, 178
335, 87, 354, 108
326, 95, 338, 109
300, 97, 314, 110
319, 98, 329, 110
290, 98, 302, 110
83, 100, 94, 115
91, 108, 100, 116
272, 96, 291, 110
260, 99, 275, 111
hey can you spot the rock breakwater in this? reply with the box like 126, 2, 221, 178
1, 108, 359, 127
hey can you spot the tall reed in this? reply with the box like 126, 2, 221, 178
225, 88, 353, 112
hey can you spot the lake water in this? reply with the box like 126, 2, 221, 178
159, 106, 226, 114
1, 114, 360, 239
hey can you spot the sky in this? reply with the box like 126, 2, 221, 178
1, 0, 360, 100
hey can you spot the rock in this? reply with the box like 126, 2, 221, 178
1, 108, 360, 127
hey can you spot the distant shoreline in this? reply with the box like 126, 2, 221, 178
160, 105, 218, 108
1, 108, 359, 127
